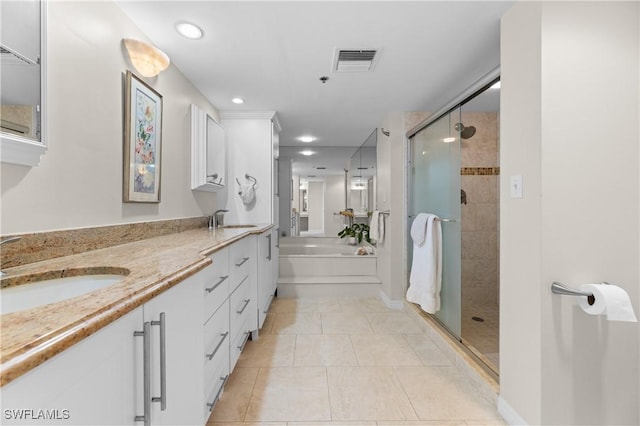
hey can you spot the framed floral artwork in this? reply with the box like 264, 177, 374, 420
123, 71, 163, 203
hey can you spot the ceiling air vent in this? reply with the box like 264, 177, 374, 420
333, 48, 380, 72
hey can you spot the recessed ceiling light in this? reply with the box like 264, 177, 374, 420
443, 137, 456, 143
300, 150, 314, 156
176, 22, 203, 40
490, 81, 501, 90
298, 135, 315, 143
232, 97, 244, 104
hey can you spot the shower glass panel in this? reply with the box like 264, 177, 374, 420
408, 109, 462, 337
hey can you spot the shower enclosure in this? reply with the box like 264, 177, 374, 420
408, 81, 500, 372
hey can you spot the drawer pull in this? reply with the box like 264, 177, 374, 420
236, 298, 251, 314
263, 293, 275, 314
150, 313, 167, 411
134, 322, 151, 425
207, 375, 229, 412
235, 256, 250, 267
237, 330, 251, 350
205, 275, 229, 293
206, 331, 229, 361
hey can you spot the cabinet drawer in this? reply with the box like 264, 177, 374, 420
204, 300, 230, 366
230, 324, 252, 372
203, 355, 230, 418
203, 248, 230, 324
229, 237, 254, 292
229, 276, 254, 338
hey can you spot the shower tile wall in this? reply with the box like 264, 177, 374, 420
460, 112, 499, 309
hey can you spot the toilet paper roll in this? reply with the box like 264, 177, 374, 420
578, 283, 638, 322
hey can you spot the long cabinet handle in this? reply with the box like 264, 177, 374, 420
207, 375, 229, 412
266, 234, 272, 261
205, 275, 229, 293
236, 298, 251, 315
206, 332, 229, 361
134, 322, 151, 426
237, 330, 251, 350
151, 313, 167, 411
235, 257, 250, 267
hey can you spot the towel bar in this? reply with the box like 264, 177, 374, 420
408, 215, 456, 222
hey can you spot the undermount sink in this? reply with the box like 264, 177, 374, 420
1, 270, 128, 315
222, 224, 257, 229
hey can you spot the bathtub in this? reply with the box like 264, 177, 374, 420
278, 237, 380, 297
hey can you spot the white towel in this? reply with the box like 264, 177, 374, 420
407, 213, 442, 314
369, 211, 385, 244
239, 184, 255, 204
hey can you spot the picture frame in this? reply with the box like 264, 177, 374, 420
123, 71, 163, 203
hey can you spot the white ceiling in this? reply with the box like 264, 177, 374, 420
116, 1, 511, 175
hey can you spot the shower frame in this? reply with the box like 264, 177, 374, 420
405, 68, 500, 373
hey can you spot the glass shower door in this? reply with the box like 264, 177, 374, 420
408, 109, 462, 337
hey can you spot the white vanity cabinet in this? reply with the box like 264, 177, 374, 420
0, 272, 205, 426
0, 235, 265, 426
0, 307, 143, 426
141, 272, 203, 426
228, 235, 257, 371
191, 104, 226, 192
201, 247, 230, 418
257, 228, 276, 329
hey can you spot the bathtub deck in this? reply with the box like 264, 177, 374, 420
277, 275, 382, 298
278, 238, 380, 298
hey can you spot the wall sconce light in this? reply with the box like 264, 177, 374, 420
123, 38, 170, 77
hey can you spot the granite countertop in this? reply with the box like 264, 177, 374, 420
0, 224, 272, 387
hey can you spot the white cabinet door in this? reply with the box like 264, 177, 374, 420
257, 229, 275, 329
0, 307, 143, 426
143, 274, 204, 426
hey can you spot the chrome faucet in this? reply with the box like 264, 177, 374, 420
0, 236, 21, 277
210, 209, 229, 229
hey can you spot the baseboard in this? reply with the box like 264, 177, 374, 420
497, 396, 528, 425
379, 289, 404, 310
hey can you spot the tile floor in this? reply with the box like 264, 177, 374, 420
207, 297, 505, 426
461, 306, 499, 370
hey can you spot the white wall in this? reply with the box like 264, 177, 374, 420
377, 114, 410, 301
324, 175, 345, 237
278, 156, 292, 236
307, 181, 324, 232
220, 114, 275, 225
0, 1, 218, 235
500, 2, 639, 425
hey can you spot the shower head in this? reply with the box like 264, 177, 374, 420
454, 122, 476, 139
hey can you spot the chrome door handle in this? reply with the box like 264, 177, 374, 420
235, 257, 250, 267
236, 298, 251, 314
237, 330, 251, 350
205, 275, 228, 293
207, 375, 229, 412
206, 332, 229, 361
151, 313, 166, 411
134, 322, 151, 426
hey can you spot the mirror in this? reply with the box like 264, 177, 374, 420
349, 129, 377, 219
206, 114, 225, 187
190, 104, 226, 192
0, 0, 46, 162
282, 130, 377, 237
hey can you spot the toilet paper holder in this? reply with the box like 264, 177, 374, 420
551, 281, 609, 304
